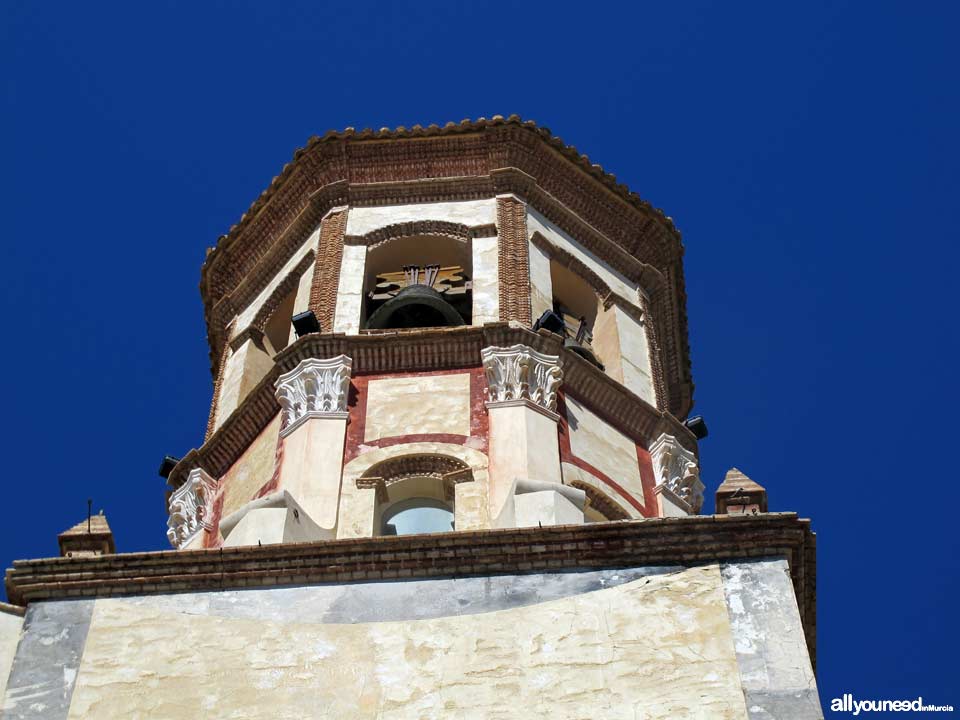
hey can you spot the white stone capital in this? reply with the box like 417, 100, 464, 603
275, 355, 353, 437
650, 433, 704, 514
167, 468, 217, 549
481, 344, 562, 413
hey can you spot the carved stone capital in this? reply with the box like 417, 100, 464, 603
481, 344, 563, 413
275, 355, 353, 437
167, 468, 217, 549
650, 433, 704, 514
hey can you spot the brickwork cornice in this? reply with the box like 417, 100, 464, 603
174, 324, 696, 497
4, 513, 816, 666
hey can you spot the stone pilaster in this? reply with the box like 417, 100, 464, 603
275, 355, 352, 532
650, 433, 704, 516
482, 344, 566, 525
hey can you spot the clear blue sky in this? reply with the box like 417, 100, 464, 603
2, 1, 957, 715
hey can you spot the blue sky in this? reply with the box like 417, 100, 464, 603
2, 1, 958, 714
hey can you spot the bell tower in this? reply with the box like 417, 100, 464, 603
164, 120, 706, 548
4, 117, 820, 720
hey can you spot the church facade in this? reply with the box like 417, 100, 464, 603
2, 117, 820, 719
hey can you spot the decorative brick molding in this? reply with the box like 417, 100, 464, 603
169, 325, 695, 495
357, 454, 475, 504
496, 195, 532, 325
275, 355, 352, 437
344, 219, 496, 249
482, 344, 562, 414
650, 433, 704, 514
166, 468, 217, 549
5, 512, 817, 668
250, 250, 316, 333
308, 208, 349, 332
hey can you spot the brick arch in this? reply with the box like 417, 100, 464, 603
343, 220, 496, 250
337, 442, 490, 538
250, 250, 316, 332
357, 453, 475, 504
567, 480, 631, 521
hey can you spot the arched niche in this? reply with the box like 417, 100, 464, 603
338, 442, 489, 539
361, 233, 473, 330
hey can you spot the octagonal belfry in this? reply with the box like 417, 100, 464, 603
2, 117, 820, 720
166, 116, 706, 549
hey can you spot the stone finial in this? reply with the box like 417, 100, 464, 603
275, 355, 353, 437
716, 468, 768, 515
650, 433, 704, 514
58, 513, 115, 558
166, 468, 217, 549
481, 344, 563, 413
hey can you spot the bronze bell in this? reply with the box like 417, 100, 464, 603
366, 284, 465, 330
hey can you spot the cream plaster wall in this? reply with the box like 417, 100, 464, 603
279, 416, 347, 531
528, 240, 553, 321
215, 337, 275, 429
338, 442, 490, 538
344, 200, 496, 236
471, 235, 499, 325
333, 244, 367, 334
614, 305, 656, 406
526, 208, 640, 308
487, 403, 562, 523
234, 228, 320, 335
565, 396, 644, 506
0, 610, 22, 703
220, 413, 282, 518
64, 565, 748, 720
364, 374, 471, 441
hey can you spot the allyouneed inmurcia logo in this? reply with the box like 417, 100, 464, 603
831, 695, 954, 714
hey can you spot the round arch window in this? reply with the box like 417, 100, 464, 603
381, 497, 454, 536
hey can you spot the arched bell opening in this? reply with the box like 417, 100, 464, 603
362, 235, 472, 330
537, 261, 606, 371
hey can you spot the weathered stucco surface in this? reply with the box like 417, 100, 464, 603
471, 235, 499, 325
364, 374, 471, 441
278, 416, 347, 531
2, 600, 93, 720
0, 610, 22, 708
565, 396, 644, 505
721, 560, 823, 720
527, 240, 553, 321
333, 244, 367, 334
64, 565, 748, 719
220, 413, 282, 518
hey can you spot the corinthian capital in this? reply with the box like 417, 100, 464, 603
481, 344, 563, 414
650, 433, 704, 514
167, 468, 217, 549
275, 355, 352, 436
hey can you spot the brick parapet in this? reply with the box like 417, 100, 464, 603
5, 512, 815, 668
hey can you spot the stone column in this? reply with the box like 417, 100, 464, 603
482, 344, 567, 525
275, 355, 352, 532
650, 433, 705, 516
